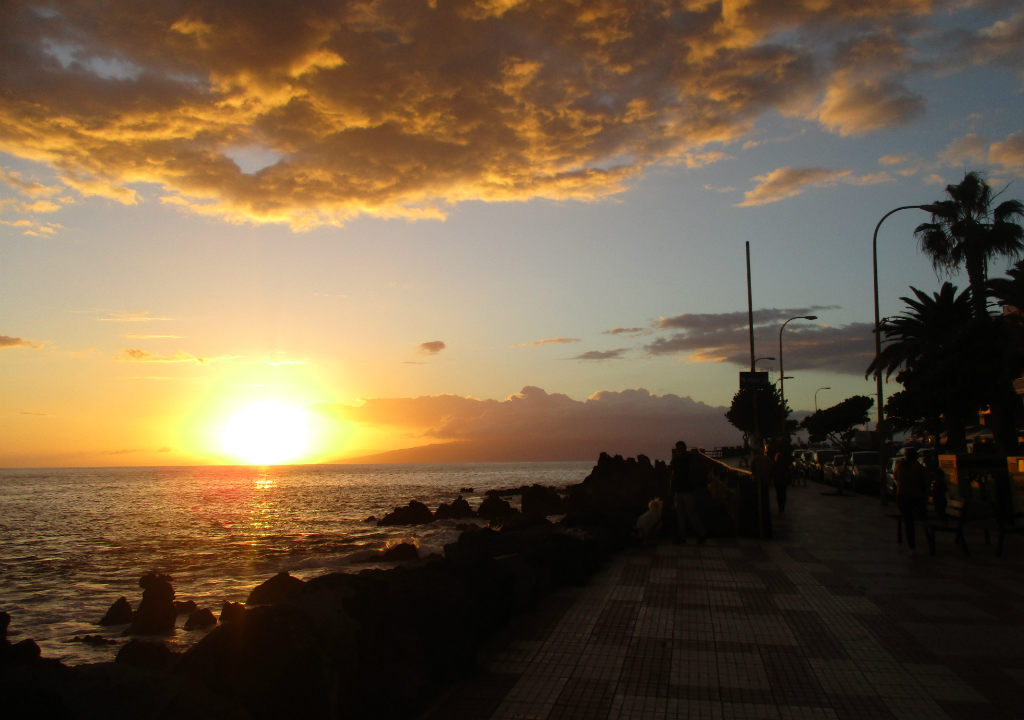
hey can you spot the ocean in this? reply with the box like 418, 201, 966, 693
0, 461, 593, 666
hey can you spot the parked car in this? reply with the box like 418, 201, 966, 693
809, 449, 840, 483
885, 457, 900, 498
824, 455, 850, 487
849, 450, 881, 492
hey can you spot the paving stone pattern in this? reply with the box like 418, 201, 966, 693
422, 482, 1024, 719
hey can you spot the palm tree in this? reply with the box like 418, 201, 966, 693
915, 171, 1024, 321
867, 282, 990, 451
989, 258, 1024, 314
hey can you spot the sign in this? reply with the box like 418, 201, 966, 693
739, 371, 770, 390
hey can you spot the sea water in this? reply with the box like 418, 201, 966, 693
0, 461, 592, 666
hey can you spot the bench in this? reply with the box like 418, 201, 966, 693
996, 513, 1024, 557
925, 498, 1002, 556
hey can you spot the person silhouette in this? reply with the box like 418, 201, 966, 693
670, 441, 707, 544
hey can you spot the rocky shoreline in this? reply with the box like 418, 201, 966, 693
1, 452, 754, 719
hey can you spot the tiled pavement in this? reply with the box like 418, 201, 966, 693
422, 481, 1024, 719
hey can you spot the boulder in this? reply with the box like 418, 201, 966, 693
520, 484, 564, 518
477, 492, 515, 521
435, 495, 475, 519
381, 542, 419, 562
125, 572, 176, 636
378, 500, 434, 526
173, 599, 198, 615
220, 601, 246, 625
70, 635, 117, 646
246, 571, 305, 606
184, 608, 217, 630
98, 596, 133, 626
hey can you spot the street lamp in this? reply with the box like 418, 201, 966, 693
779, 315, 817, 409
872, 204, 933, 503
755, 355, 775, 370
814, 386, 831, 411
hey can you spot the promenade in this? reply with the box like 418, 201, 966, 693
423, 481, 1024, 719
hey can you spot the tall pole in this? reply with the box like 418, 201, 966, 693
747, 242, 755, 372
779, 315, 817, 410
873, 204, 931, 503
746, 242, 764, 539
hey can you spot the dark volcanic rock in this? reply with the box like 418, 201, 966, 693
70, 635, 117, 646
175, 603, 343, 720
520, 484, 564, 518
246, 571, 305, 606
173, 599, 198, 615
99, 596, 133, 626
116, 638, 174, 670
220, 601, 246, 625
477, 491, 516, 521
435, 494, 475, 519
378, 500, 434, 525
184, 608, 218, 630
125, 572, 176, 636
381, 542, 419, 562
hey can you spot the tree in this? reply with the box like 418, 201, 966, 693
801, 395, 873, 453
725, 385, 790, 442
915, 171, 1024, 321
882, 389, 945, 446
866, 282, 992, 451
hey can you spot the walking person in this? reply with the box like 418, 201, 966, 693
771, 442, 791, 513
751, 443, 773, 539
895, 447, 927, 552
670, 441, 707, 544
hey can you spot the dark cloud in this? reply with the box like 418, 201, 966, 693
418, 340, 446, 355
0, 334, 41, 349
571, 349, 628, 361
603, 327, 649, 336
324, 385, 740, 460
647, 308, 872, 375
0, 0, 969, 227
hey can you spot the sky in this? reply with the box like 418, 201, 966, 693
2, 0, 1023, 467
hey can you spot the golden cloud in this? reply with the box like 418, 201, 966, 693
0, 0, 988, 227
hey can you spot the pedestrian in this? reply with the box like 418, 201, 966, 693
670, 441, 707, 544
895, 447, 927, 552
751, 443, 773, 539
922, 451, 946, 519
771, 441, 791, 513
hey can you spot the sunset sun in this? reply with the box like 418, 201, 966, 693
222, 401, 311, 465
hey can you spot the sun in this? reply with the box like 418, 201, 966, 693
221, 400, 311, 465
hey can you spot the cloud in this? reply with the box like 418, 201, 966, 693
571, 349, 628, 361
944, 11, 1024, 77
989, 132, 1024, 174
813, 33, 923, 136
603, 327, 649, 336
647, 307, 872, 375
737, 166, 892, 206
120, 348, 235, 364
1, 334, 42, 349
418, 341, 446, 355
0, 0, 991, 228
517, 337, 581, 347
325, 386, 740, 460
939, 133, 989, 166
98, 311, 172, 323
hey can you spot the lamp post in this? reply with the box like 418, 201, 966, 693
755, 355, 775, 371
872, 204, 932, 503
814, 386, 831, 411
779, 315, 817, 410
